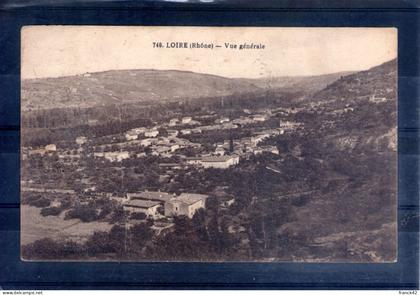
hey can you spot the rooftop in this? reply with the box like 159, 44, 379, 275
201, 155, 238, 163
127, 191, 173, 202
171, 193, 209, 205
185, 157, 202, 161
124, 199, 161, 208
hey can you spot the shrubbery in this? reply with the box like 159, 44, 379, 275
40, 206, 63, 216
22, 223, 157, 260
64, 204, 99, 223
22, 194, 51, 208
131, 212, 147, 220
63, 198, 121, 223
109, 205, 126, 223
31, 196, 51, 208
21, 238, 85, 260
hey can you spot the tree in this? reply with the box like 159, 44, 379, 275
130, 223, 153, 241
173, 215, 193, 236
40, 206, 62, 216
192, 208, 208, 241
64, 204, 98, 222
229, 133, 234, 153
131, 212, 147, 220
85, 231, 115, 255
207, 213, 222, 254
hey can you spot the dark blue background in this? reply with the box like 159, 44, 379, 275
0, 0, 419, 289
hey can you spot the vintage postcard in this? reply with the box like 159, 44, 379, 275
20, 26, 397, 262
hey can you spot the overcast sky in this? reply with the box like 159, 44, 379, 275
21, 26, 397, 80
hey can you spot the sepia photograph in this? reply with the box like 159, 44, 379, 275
20, 26, 397, 262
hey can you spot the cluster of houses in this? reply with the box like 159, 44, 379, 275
209, 128, 286, 160
93, 151, 130, 162
125, 127, 160, 141
140, 136, 201, 158
185, 155, 241, 169
91, 113, 303, 164
24, 112, 302, 168
92, 133, 201, 162
169, 116, 201, 127
170, 114, 272, 135
23, 107, 304, 173
278, 121, 303, 130
24, 143, 57, 157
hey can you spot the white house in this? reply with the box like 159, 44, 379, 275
75, 136, 87, 145
169, 118, 179, 126
125, 130, 138, 141
201, 155, 240, 169
221, 123, 238, 130
44, 144, 57, 152
261, 146, 279, 155
123, 199, 161, 218
145, 130, 159, 138
221, 197, 235, 208
167, 129, 179, 137
94, 151, 130, 162
132, 127, 147, 134
251, 133, 271, 145
152, 146, 172, 157
140, 138, 154, 147
369, 94, 387, 103
253, 114, 267, 122
180, 129, 192, 135
215, 117, 230, 124
185, 157, 202, 165
279, 121, 302, 130
214, 146, 226, 156
182, 117, 192, 124
191, 128, 202, 133
164, 193, 209, 218
232, 117, 254, 125
170, 144, 180, 152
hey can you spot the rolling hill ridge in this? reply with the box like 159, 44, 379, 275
21, 68, 352, 111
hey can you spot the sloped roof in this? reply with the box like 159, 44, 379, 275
124, 199, 161, 208
201, 155, 238, 163
127, 191, 173, 202
171, 193, 209, 205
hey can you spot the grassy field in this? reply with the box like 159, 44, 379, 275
21, 205, 113, 245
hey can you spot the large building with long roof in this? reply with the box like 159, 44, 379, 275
127, 191, 174, 203
123, 199, 161, 217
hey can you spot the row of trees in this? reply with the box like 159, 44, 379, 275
21, 223, 153, 260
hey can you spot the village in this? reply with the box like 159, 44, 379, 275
21, 105, 305, 239
21, 89, 394, 240
18, 25, 398, 262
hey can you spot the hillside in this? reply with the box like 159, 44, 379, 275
243, 71, 354, 95
293, 59, 397, 158
272, 58, 398, 261
21, 69, 351, 111
311, 59, 397, 104
21, 69, 261, 111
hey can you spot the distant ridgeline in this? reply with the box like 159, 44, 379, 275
21, 68, 352, 125
20, 60, 395, 148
